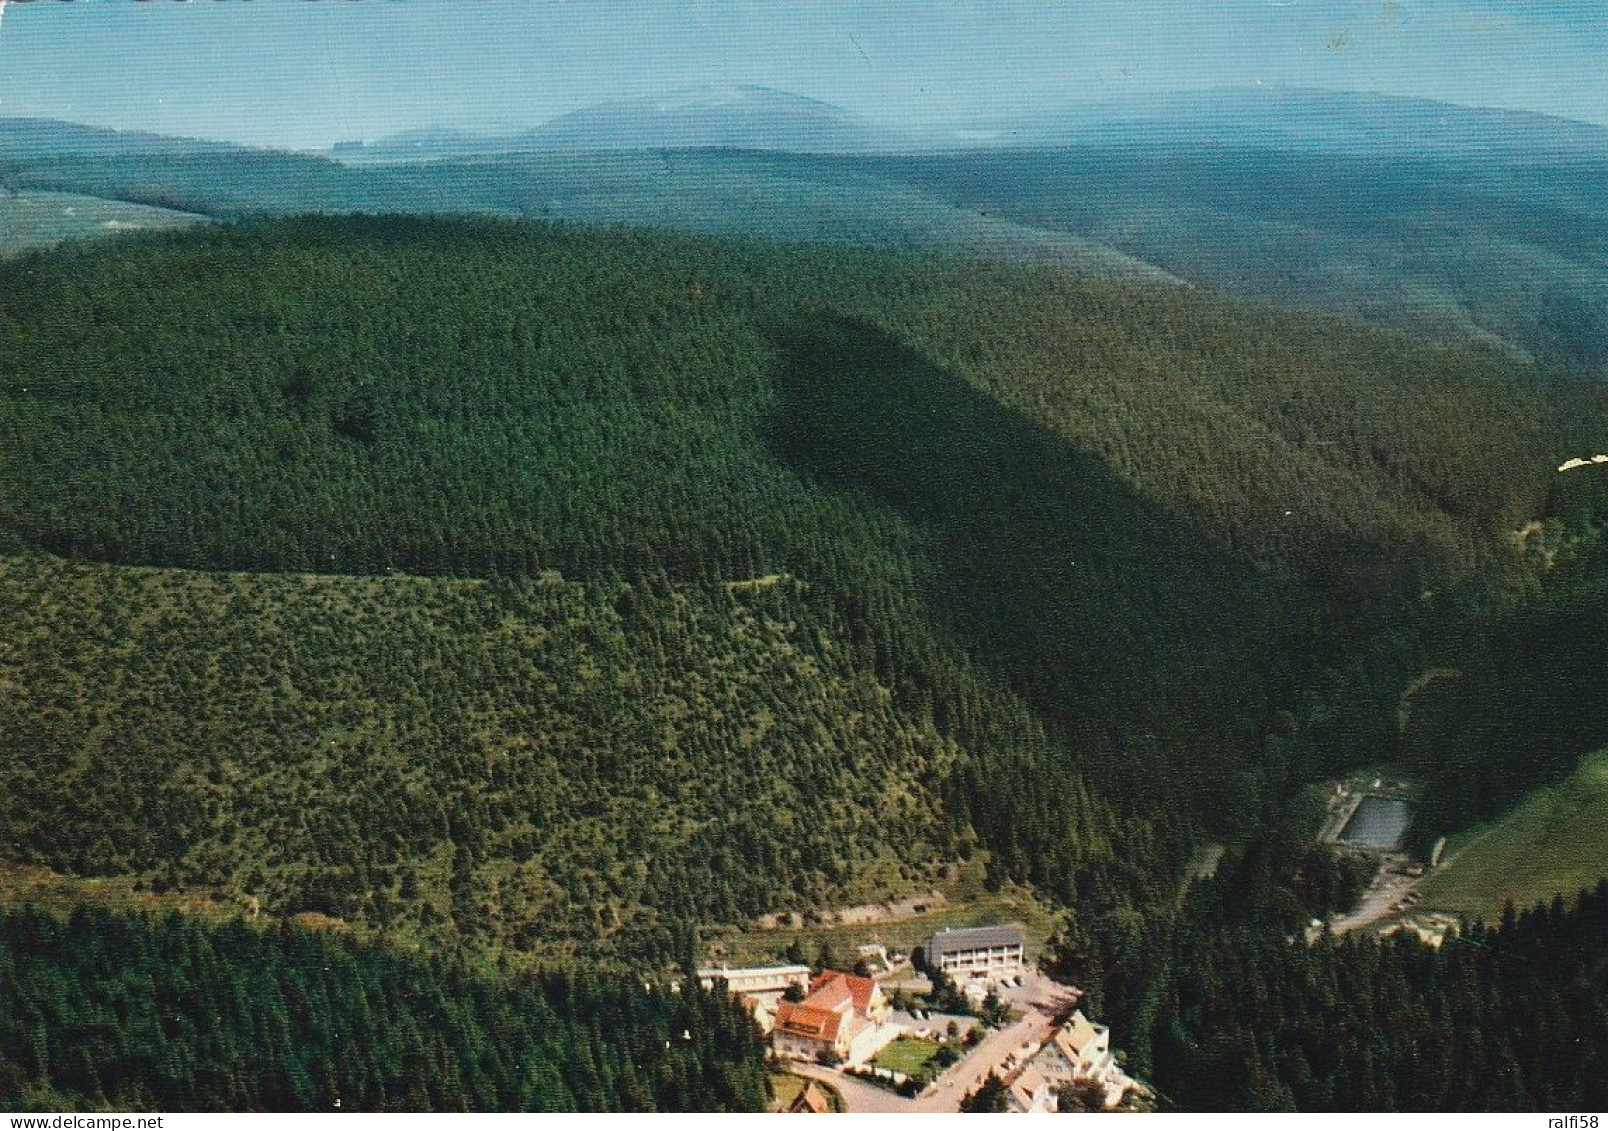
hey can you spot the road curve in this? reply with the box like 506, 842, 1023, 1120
788, 1005, 1059, 1113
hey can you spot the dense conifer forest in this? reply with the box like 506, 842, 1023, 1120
1060, 858, 1608, 1112
0, 905, 768, 1112
0, 556, 973, 962
2, 216, 1606, 1109
9, 129, 1605, 377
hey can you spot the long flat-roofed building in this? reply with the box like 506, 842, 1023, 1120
696, 964, 812, 996
919, 924, 1026, 979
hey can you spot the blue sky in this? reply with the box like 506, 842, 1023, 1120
0, 0, 1602, 148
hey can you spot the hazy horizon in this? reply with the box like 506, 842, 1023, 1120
0, 0, 1603, 150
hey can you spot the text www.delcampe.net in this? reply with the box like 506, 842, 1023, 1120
11, 1120, 163, 1130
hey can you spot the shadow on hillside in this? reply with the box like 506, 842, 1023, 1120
764, 313, 1298, 807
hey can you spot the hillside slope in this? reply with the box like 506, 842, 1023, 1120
0, 190, 205, 255
869, 145, 1608, 374
0, 557, 967, 962
1, 217, 1575, 578
0, 904, 768, 1112
8, 118, 1604, 373
1414, 748, 1608, 920
2, 217, 1605, 960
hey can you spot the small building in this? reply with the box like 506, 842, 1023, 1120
771, 970, 894, 1066
919, 924, 1026, 979
856, 942, 892, 973
1007, 1065, 1055, 1114
786, 1081, 831, 1114
740, 993, 776, 1035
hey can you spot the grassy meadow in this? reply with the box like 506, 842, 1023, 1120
0, 190, 204, 254
1415, 747, 1608, 920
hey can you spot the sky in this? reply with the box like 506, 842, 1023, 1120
0, 0, 1602, 149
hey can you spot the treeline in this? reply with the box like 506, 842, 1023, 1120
0, 904, 769, 1112
1403, 529, 1608, 837
1058, 837, 1608, 1111
3, 152, 428, 220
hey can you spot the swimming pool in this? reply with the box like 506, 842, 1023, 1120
1337, 795, 1413, 849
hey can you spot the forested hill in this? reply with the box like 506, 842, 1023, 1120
1073, 866, 1608, 1111
0, 556, 973, 962
2, 216, 1587, 582
11, 135, 1605, 375
0, 904, 769, 1112
2, 216, 1606, 966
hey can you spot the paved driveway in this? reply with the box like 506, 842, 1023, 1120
913, 1006, 1057, 1112
790, 1062, 919, 1114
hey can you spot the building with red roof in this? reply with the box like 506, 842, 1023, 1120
771, 970, 893, 1065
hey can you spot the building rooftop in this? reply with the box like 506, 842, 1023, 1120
789, 1082, 831, 1114
695, 963, 811, 979
921, 924, 1025, 957
808, 970, 878, 1015
1057, 1011, 1109, 1058
772, 969, 881, 1047
773, 1003, 845, 1044
1010, 1065, 1052, 1112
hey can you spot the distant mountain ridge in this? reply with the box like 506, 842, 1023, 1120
519, 85, 913, 152
7, 86, 1607, 166
339, 85, 919, 162
331, 127, 494, 161
0, 117, 241, 158
335, 85, 1608, 163
1000, 86, 1608, 155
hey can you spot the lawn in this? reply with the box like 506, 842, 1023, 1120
1415, 747, 1608, 920
873, 1037, 944, 1077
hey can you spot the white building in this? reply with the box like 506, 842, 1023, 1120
697, 965, 813, 1036
695, 964, 811, 996
771, 970, 896, 1067
919, 924, 1026, 979
1029, 1010, 1128, 1109
1007, 1065, 1055, 1114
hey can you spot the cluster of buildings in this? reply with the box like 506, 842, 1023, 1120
698, 924, 1035, 1074
1004, 1010, 1131, 1113
695, 964, 898, 1067
700, 921, 1132, 1112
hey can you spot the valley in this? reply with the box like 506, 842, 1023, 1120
1, 80, 1606, 1114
